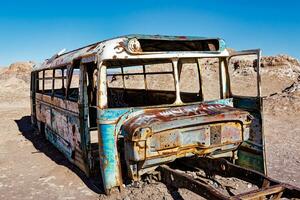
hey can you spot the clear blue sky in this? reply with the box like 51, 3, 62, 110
1, 0, 300, 66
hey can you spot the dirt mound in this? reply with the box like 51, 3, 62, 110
262, 55, 300, 67
231, 54, 300, 78
0, 61, 34, 102
0, 61, 34, 83
8, 62, 33, 73
230, 59, 257, 76
261, 56, 300, 102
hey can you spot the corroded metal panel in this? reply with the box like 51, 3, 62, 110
35, 93, 84, 173
233, 95, 265, 173
123, 103, 249, 134
36, 93, 79, 114
45, 126, 73, 159
98, 123, 122, 193
96, 98, 247, 185
118, 103, 252, 180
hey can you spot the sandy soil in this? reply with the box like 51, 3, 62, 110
0, 57, 299, 200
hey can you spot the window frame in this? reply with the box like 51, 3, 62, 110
106, 62, 175, 91
36, 66, 71, 100
105, 59, 177, 108
66, 66, 80, 102
178, 58, 203, 103
52, 68, 67, 99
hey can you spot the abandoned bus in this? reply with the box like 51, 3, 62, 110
30, 35, 266, 194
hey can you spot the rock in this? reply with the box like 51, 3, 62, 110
261, 55, 300, 67
8, 61, 34, 73
0, 61, 34, 83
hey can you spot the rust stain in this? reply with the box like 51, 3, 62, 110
123, 103, 249, 134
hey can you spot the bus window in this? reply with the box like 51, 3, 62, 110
107, 68, 123, 88
106, 60, 176, 108
44, 70, 53, 96
228, 55, 258, 97
53, 68, 67, 98
123, 66, 145, 89
68, 68, 80, 102
200, 58, 221, 101
38, 71, 44, 92
145, 63, 175, 91
179, 60, 202, 103
63, 69, 67, 90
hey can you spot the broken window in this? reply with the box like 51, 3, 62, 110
179, 59, 202, 103
44, 69, 53, 95
38, 71, 44, 92
145, 63, 175, 91
200, 58, 221, 101
123, 66, 145, 89
67, 68, 80, 102
228, 55, 258, 97
106, 60, 176, 108
53, 68, 67, 98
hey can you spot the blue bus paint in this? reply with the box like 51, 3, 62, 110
98, 123, 121, 190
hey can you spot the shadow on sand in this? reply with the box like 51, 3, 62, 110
14, 116, 103, 195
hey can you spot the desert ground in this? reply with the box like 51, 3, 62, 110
0, 56, 299, 200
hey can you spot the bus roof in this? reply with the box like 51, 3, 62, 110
33, 34, 227, 71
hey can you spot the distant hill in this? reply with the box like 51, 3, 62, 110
0, 61, 34, 83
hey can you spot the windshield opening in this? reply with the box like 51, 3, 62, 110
104, 57, 222, 108
105, 59, 176, 108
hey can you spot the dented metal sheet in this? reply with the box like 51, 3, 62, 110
103, 103, 253, 180
123, 103, 250, 134
35, 93, 82, 165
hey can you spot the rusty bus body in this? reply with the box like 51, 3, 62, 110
30, 35, 266, 194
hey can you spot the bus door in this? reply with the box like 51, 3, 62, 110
228, 49, 266, 174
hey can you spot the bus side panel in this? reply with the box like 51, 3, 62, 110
35, 93, 88, 174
